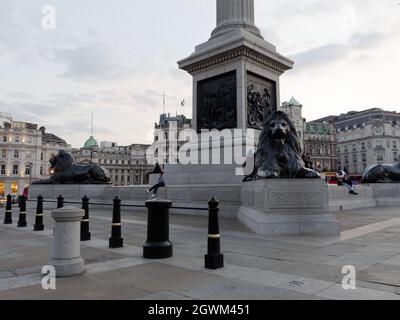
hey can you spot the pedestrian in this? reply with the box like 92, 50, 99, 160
147, 171, 166, 198
338, 169, 358, 195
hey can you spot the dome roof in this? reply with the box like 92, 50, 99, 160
83, 136, 98, 149
288, 97, 301, 106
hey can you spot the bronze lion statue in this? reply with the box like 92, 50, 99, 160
244, 111, 320, 181
362, 162, 400, 183
32, 150, 111, 185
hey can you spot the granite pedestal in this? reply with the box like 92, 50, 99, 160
239, 179, 340, 236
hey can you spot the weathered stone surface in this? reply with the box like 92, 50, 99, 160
50, 206, 85, 277
239, 180, 340, 236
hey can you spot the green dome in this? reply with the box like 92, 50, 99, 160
288, 97, 300, 106
83, 136, 98, 149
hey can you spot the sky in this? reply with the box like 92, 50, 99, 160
0, 0, 399, 148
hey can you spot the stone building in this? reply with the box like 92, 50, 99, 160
303, 122, 338, 172
280, 97, 306, 150
313, 108, 400, 174
72, 138, 153, 186
153, 113, 192, 164
0, 113, 70, 198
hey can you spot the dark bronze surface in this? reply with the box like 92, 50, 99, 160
362, 162, 400, 183
32, 150, 111, 185
197, 71, 237, 130
247, 72, 277, 130
244, 111, 320, 181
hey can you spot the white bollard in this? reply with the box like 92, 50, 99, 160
50, 206, 85, 277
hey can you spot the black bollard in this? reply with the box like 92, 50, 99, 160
4, 194, 12, 224
143, 200, 173, 259
17, 195, 27, 228
81, 196, 91, 241
205, 197, 224, 270
57, 195, 64, 209
109, 197, 123, 248
33, 195, 44, 231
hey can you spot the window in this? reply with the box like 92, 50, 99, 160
11, 183, 18, 195
1, 164, 5, 175
15, 136, 20, 143
394, 141, 398, 149
0, 182, 4, 197
362, 154, 367, 163
13, 150, 19, 159
1, 149, 6, 159
394, 152, 398, 162
352, 144, 357, 152
40, 152, 44, 161
25, 151, 32, 159
12, 165, 18, 175
361, 143, 366, 150
25, 166, 31, 176
40, 166, 43, 175
3, 136, 7, 142
353, 155, 358, 164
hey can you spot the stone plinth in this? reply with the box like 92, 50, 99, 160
239, 180, 340, 236
50, 206, 85, 277
369, 183, 400, 207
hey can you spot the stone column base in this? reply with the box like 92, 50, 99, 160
50, 257, 84, 278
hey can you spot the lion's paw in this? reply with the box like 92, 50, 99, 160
257, 169, 279, 179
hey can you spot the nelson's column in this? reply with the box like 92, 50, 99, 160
161, 0, 294, 186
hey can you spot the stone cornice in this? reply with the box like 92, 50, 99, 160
180, 45, 292, 74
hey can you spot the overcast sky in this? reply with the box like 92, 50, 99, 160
1, 0, 399, 147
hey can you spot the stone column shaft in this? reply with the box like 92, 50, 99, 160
212, 0, 260, 37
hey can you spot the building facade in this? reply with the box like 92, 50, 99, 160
303, 122, 338, 172
313, 108, 400, 174
153, 113, 192, 164
280, 97, 306, 150
0, 114, 70, 198
72, 139, 153, 186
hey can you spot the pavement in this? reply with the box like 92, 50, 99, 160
1, 202, 400, 300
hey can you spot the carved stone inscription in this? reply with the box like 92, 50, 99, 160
247, 72, 277, 130
269, 191, 324, 209
197, 71, 237, 130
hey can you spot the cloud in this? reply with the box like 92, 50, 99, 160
53, 43, 136, 81
289, 32, 387, 70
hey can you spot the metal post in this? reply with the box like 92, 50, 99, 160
57, 195, 64, 209
109, 197, 123, 248
4, 194, 12, 224
205, 197, 224, 269
80, 196, 91, 241
143, 199, 173, 259
17, 195, 27, 228
33, 195, 44, 231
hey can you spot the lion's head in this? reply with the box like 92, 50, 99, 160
262, 111, 301, 153
49, 150, 75, 174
